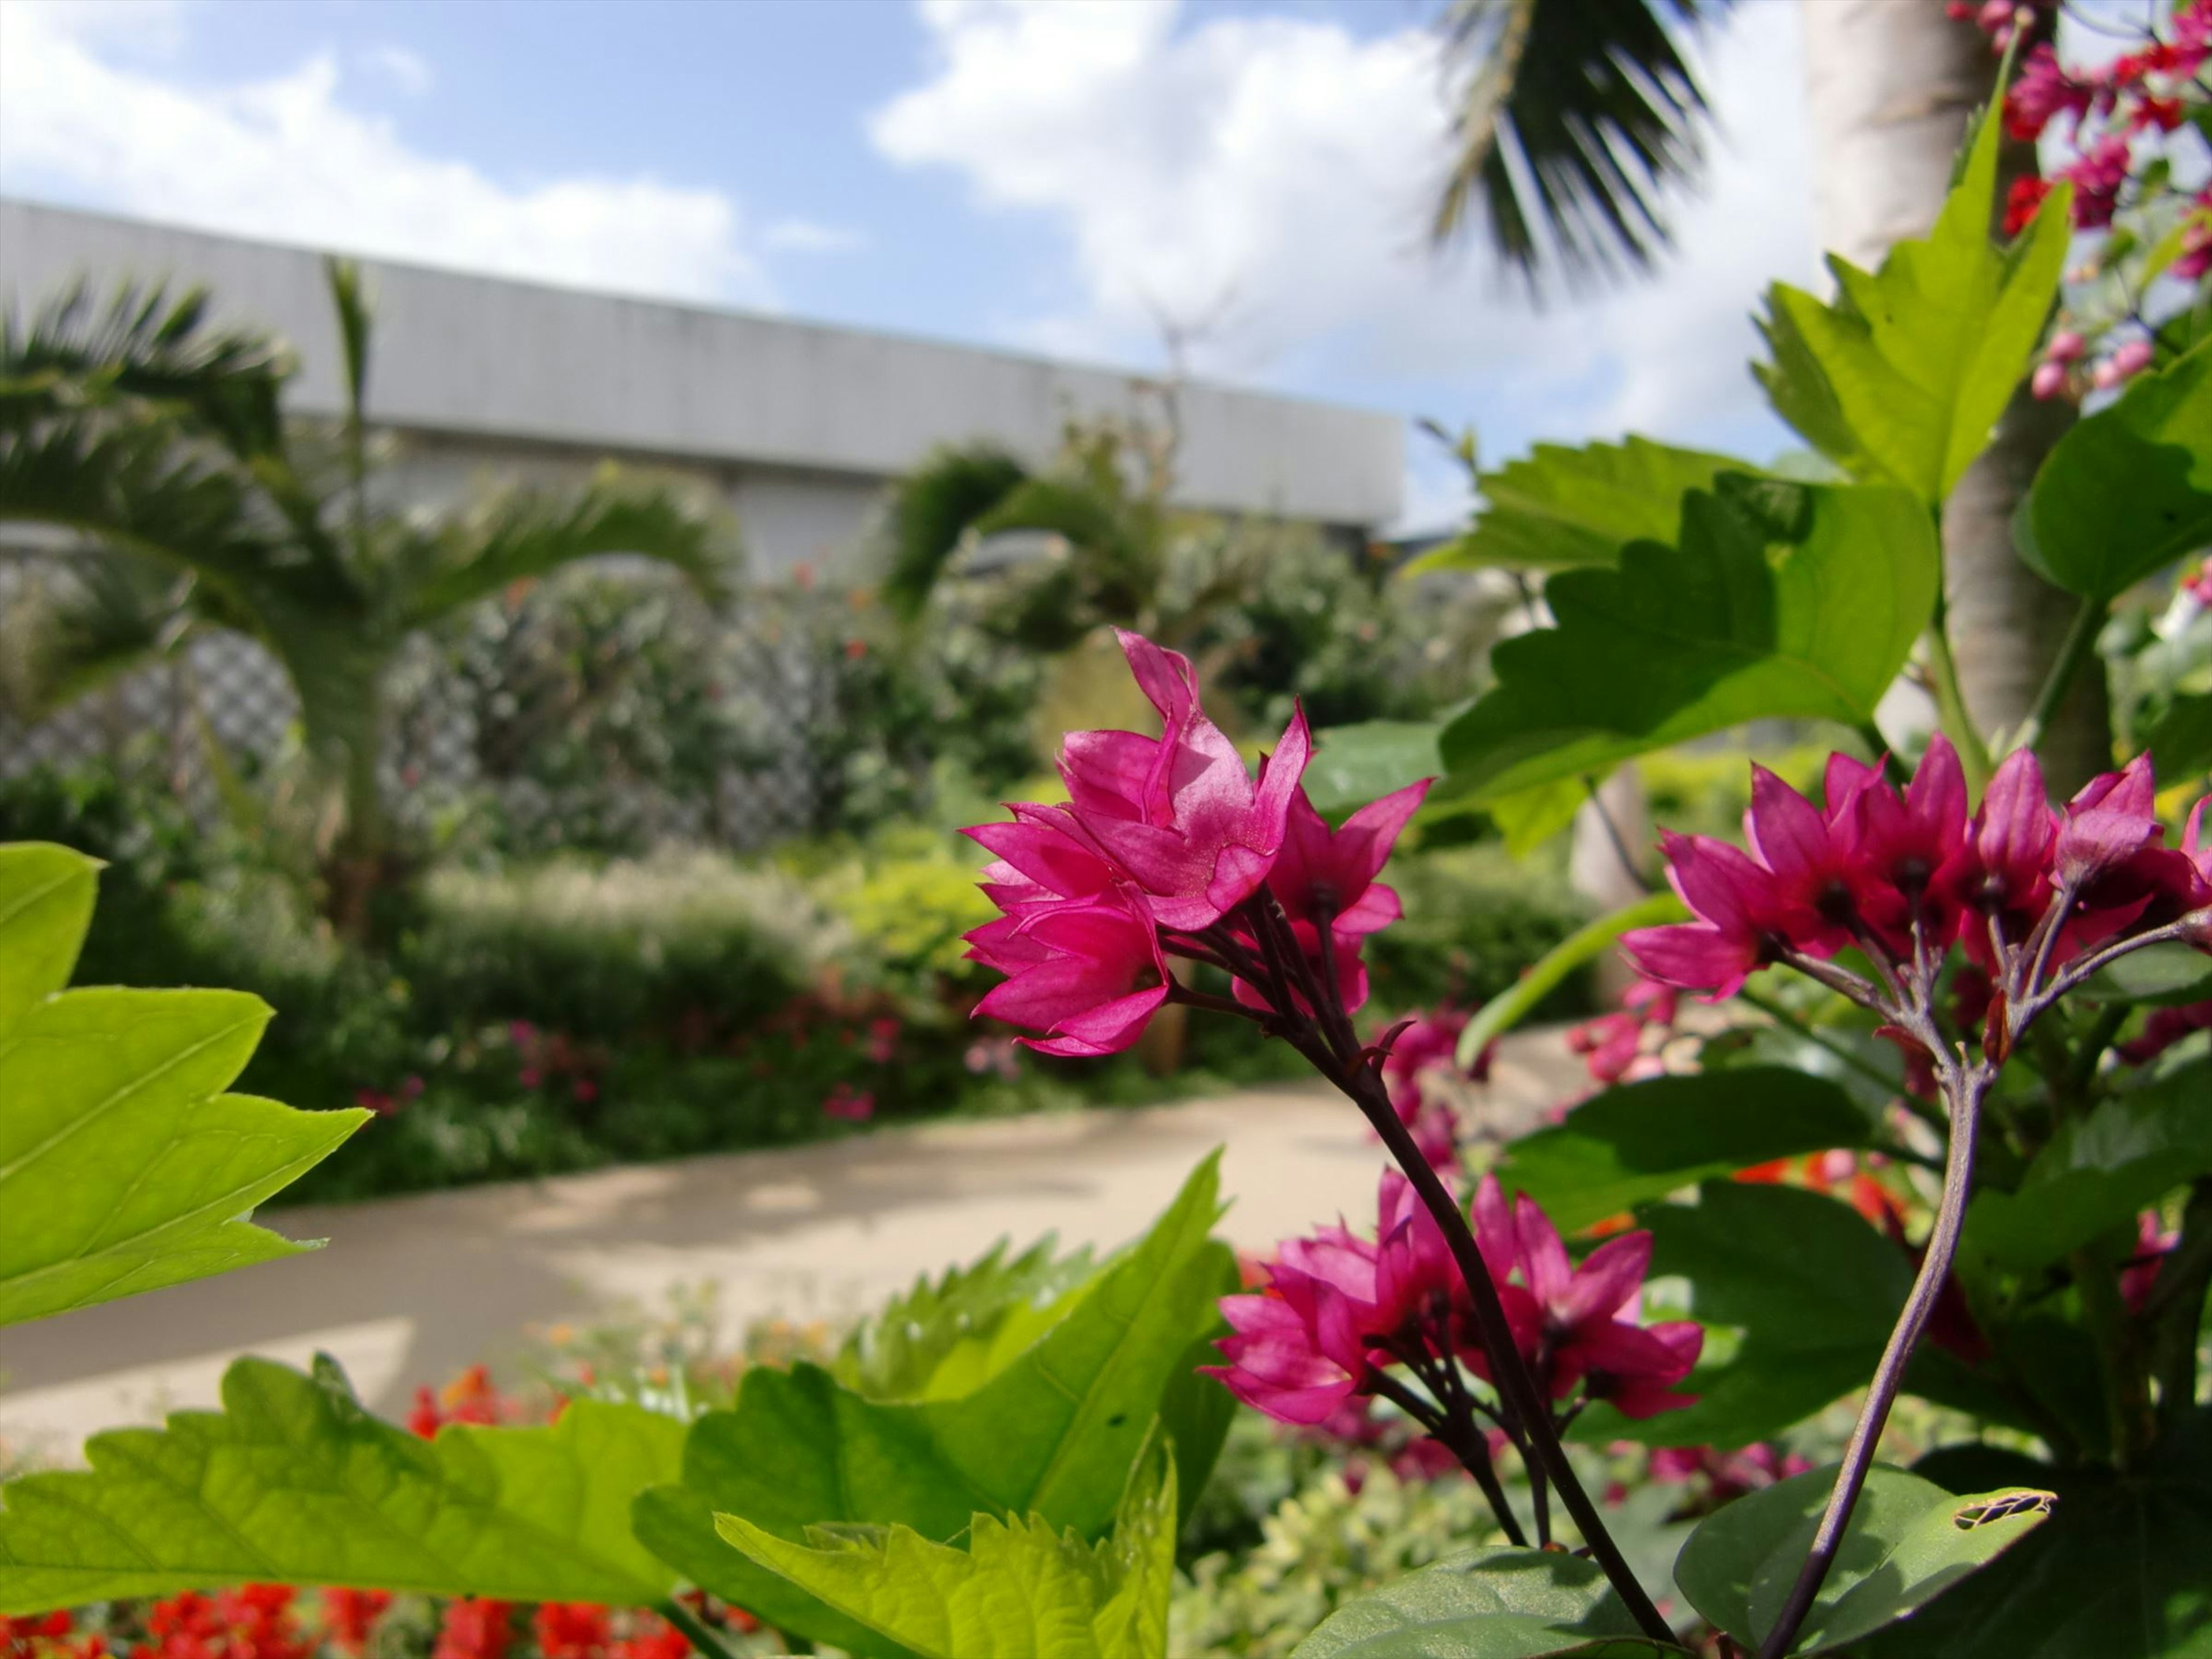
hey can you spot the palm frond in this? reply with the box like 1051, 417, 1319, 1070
879, 442, 1028, 619
393, 475, 738, 627
4, 548, 196, 714
1, 281, 289, 459
1432, 0, 1732, 287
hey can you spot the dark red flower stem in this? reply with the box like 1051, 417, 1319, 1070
1369, 1362, 1530, 1547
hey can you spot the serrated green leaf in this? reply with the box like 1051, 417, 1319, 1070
634, 1154, 1232, 1656
714, 1441, 1177, 1659
0, 846, 368, 1329
0, 843, 99, 1032
1674, 1464, 2054, 1653
1408, 438, 1744, 573
2017, 339, 2212, 599
1963, 1059, 2212, 1272
1753, 107, 2073, 504
1437, 480, 1937, 802
0, 1355, 685, 1610
1579, 1183, 1911, 1450
836, 1233, 1097, 1402
1497, 1069, 1877, 1234
1860, 1412, 2212, 1658
1287, 1548, 1680, 1657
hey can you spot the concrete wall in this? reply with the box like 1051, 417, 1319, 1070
2, 199, 1403, 575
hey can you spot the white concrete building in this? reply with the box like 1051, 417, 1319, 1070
1, 199, 1404, 575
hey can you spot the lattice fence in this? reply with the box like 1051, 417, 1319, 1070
0, 552, 869, 853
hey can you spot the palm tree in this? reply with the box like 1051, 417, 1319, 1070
0, 263, 737, 935
1433, 0, 2107, 785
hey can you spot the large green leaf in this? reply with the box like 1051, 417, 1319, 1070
835, 1233, 1097, 1402
2139, 691, 2212, 787
1437, 478, 1937, 802
1301, 721, 1447, 821
1497, 1069, 1876, 1234
0, 1355, 684, 1611
2018, 340, 2212, 599
1963, 1059, 2212, 1273
1408, 437, 1744, 573
1753, 105, 2074, 505
1578, 1183, 1910, 1449
0, 843, 368, 1328
1861, 1413, 2212, 1658
1673, 1464, 2054, 1654
1288, 1548, 1682, 1658
714, 1442, 1177, 1659
634, 1154, 1232, 1655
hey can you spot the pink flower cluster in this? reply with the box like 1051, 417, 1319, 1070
1566, 979, 1680, 1087
1624, 740, 2212, 1002
1205, 1170, 1699, 1435
963, 631, 1426, 1055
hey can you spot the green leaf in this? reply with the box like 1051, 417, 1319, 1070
1859, 1412, 2212, 1658
0, 845, 368, 1330
1438, 479, 1937, 802
1488, 778, 1589, 857
2138, 691, 2212, 787
1753, 106, 2074, 504
1673, 1464, 2054, 1653
1454, 892, 1687, 1069
634, 1154, 1232, 1655
1583, 1183, 1911, 1449
1407, 438, 1745, 573
0, 842, 98, 1032
1497, 1069, 1877, 1234
0, 1355, 685, 1611
1302, 721, 1446, 821
1963, 1059, 2212, 1272
713, 1440, 1178, 1659
1288, 1548, 1682, 1657
2081, 940, 2212, 1005
2017, 340, 2212, 599
835, 1233, 1097, 1402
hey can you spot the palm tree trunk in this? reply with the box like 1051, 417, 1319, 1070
1799, 1, 2109, 791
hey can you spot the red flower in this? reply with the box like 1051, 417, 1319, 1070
532, 1605, 612, 1659
432, 1602, 513, 1659
2002, 175, 2053, 237
317, 1591, 391, 1657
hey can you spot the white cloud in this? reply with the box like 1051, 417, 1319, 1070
362, 43, 433, 97
873, 0, 1819, 529
764, 217, 867, 253
0, 0, 772, 306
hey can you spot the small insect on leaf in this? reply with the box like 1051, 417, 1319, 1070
1953, 1491, 2056, 1529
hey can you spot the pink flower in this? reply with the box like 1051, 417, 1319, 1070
2031, 360, 2071, 401
1467, 1177, 1702, 1419
821, 1083, 874, 1122
1204, 1169, 1463, 1425
2047, 329, 2087, 365
1056, 631, 1312, 930
967, 888, 1171, 1056
2006, 45, 2091, 140
1624, 831, 1795, 997
1837, 734, 1972, 955
1266, 779, 1431, 938
2122, 1210, 2177, 1312
1380, 1005, 1485, 1166
1567, 1012, 1646, 1085
966, 803, 1118, 910
2063, 134, 2131, 229
2092, 338, 2155, 389
1940, 748, 2059, 968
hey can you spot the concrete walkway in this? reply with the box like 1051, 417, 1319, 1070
0, 1032, 1582, 1462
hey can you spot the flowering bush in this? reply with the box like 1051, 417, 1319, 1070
3, 51, 2211, 1659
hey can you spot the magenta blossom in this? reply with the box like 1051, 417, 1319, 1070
1380, 1005, 1489, 1167
1941, 748, 2061, 970
1831, 735, 1972, 955
1266, 779, 1430, 937
1205, 1169, 1462, 1425
1056, 630, 1312, 930
966, 888, 1170, 1056
1468, 1176, 1702, 1419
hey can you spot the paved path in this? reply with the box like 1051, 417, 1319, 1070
0, 1032, 1582, 1462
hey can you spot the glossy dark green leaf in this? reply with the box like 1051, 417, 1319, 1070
1575, 1182, 1909, 1449
1288, 1548, 1683, 1657
1438, 479, 1936, 802
1964, 1059, 2212, 1272
1407, 437, 1743, 573
2018, 340, 2212, 599
634, 1155, 1231, 1657
1498, 1069, 1876, 1234
1673, 1463, 2054, 1653
0, 1356, 684, 1611
1859, 1414, 2212, 1658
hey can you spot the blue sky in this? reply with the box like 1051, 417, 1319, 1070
1, 0, 1820, 530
